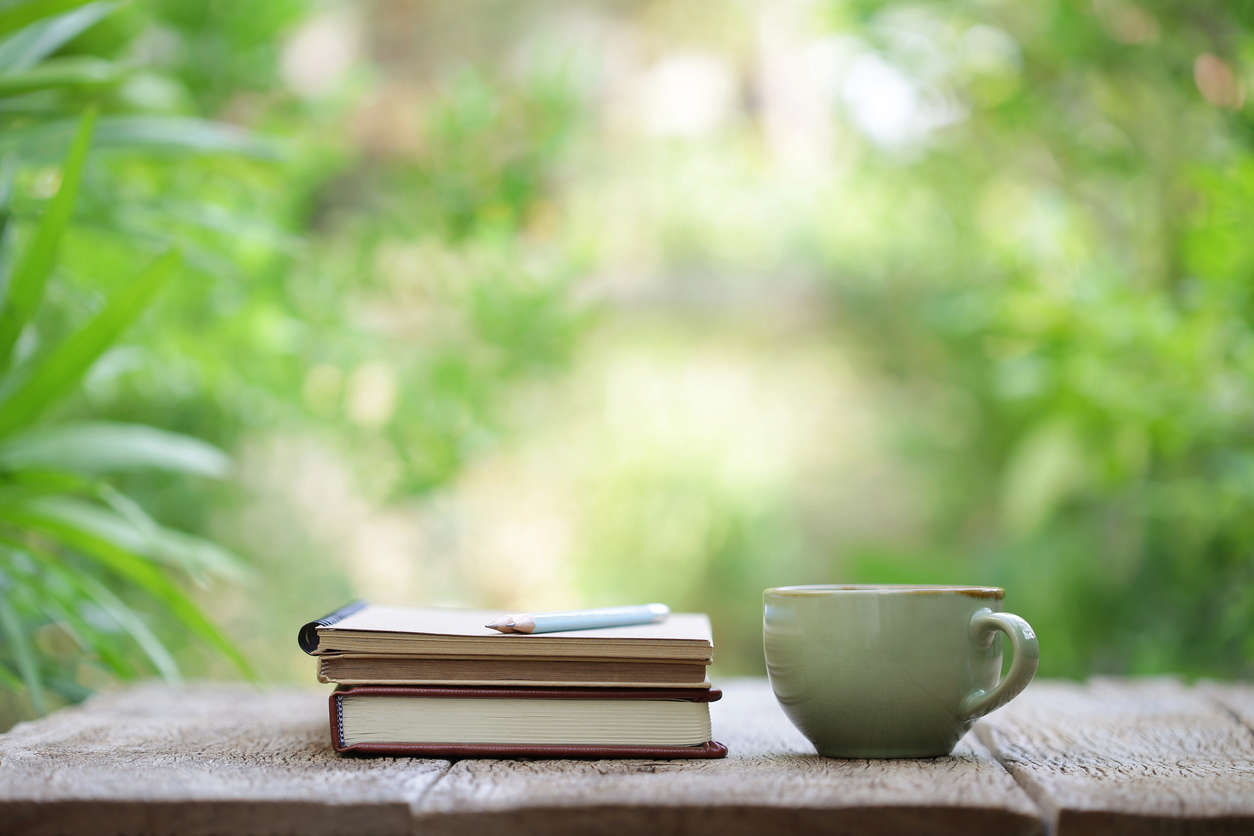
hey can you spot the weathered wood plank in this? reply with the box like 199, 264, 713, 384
1201, 681, 1254, 736
976, 678, 1254, 836
6, 678, 1252, 836
412, 678, 1043, 836
0, 683, 447, 835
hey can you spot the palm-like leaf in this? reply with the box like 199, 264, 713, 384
71, 570, 181, 681
8, 495, 249, 582
0, 575, 44, 712
0, 116, 281, 161
0, 106, 94, 369
0, 0, 95, 41
0, 248, 177, 437
0, 57, 122, 96
0, 499, 254, 679
0, 3, 117, 72
0, 422, 231, 477
9, 538, 180, 681
0, 2, 259, 714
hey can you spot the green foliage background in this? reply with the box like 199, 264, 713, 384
1, 0, 1252, 726
823, 0, 1254, 676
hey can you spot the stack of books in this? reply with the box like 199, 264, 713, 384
298, 602, 727, 758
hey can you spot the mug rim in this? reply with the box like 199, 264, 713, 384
765, 584, 1004, 599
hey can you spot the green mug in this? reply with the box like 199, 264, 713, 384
763, 585, 1039, 758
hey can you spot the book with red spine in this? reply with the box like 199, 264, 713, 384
329, 685, 727, 758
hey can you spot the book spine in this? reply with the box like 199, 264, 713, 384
328, 692, 347, 752
298, 600, 368, 654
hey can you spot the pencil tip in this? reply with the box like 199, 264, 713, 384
485, 618, 515, 632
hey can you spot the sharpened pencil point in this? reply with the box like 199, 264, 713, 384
485, 618, 516, 632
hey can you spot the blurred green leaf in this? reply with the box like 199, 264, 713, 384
43, 599, 138, 680
0, 106, 94, 370
0, 0, 275, 719
0, 499, 253, 678
96, 486, 250, 583
0, 2, 117, 72
0, 571, 43, 713
4, 494, 248, 581
0, 421, 230, 477
0, 88, 61, 116
0, 154, 12, 268
74, 570, 180, 681
0, 0, 94, 41
0, 116, 281, 160
0, 56, 123, 95
16, 542, 178, 681
4, 549, 138, 679
3, 467, 93, 495
93, 117, 280, 157
0, 248, 176, 437
0, 661, 21, 689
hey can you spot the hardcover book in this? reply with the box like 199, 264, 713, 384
329, 685, 727, 758
317, 654, 710, 688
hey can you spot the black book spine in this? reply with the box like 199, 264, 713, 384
298, 600, 368, 654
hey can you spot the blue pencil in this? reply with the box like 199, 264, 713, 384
485, 603, 669, 634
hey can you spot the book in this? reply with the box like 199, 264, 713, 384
300, 601, 714, 663
329, 685, 727, 758
317, 654, 711, 688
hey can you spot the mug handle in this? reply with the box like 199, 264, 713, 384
960, 608, 1039, 719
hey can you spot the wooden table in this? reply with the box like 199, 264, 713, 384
1, 678, 1251, 835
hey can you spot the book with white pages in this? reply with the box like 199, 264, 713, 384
299, 601, 714, 663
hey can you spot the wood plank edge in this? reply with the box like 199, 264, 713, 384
1197, 682, 1254, 741
0, 798, 415, 836
973, 721, 1059, 834
1056, 809, 1254, 836
410, 803, 1045, 836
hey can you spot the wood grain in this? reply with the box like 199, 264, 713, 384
3, 678, 1252, 835
412, 679, 1043, 836
976, 678, 1254, 836
0, 682, 446, 835
1201, 680, 1254, 736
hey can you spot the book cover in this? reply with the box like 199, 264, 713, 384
300, 602, 714, 662
329, 685, 727, 759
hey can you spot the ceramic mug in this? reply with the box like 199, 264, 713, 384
763, 585, 1038, 758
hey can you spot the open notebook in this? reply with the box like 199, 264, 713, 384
300, 602, 714, 663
